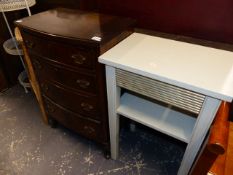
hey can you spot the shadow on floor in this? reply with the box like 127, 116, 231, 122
0, 85, 185, 175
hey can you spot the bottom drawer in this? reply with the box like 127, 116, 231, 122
44, 97, 103, 142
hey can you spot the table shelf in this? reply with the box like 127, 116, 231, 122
117, 92, 196, 143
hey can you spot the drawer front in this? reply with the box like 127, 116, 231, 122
41, 81, 100, 120
31, 56, 97, 94
116, 69, 205, 114
22, 32, 96, 70
44, 97, 102, 141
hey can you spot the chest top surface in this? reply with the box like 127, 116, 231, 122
99, 33, 233, 102
15, 8, 134, 44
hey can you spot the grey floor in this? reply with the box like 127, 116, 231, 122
0, 85, 186, 175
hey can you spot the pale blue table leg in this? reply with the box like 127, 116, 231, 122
178, 97, 221, 175
106, 66, 121, 159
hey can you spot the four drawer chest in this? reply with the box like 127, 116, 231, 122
15, 8, 135, 156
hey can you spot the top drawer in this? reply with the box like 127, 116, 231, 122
22, 32, 96, 70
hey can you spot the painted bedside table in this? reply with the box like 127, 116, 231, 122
98, 33, 233, 174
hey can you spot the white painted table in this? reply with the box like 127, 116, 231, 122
98, 33, 233, 175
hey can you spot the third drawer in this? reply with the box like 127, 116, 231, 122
41, 80, 100, 120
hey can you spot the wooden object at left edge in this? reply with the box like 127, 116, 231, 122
15, 27, 48, 124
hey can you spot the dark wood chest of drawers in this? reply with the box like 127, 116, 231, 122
15, 8, 134, 155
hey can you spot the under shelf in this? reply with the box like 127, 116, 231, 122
117, 93, 196, 143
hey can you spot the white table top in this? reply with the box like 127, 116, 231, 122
99, 33, 233, 102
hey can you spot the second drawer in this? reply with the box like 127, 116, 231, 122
41, 80, 100, 120
31, 56, 97, 94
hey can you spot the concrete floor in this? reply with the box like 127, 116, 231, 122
0, 85, 185, 175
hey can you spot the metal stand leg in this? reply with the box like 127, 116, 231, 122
1, 10, 26, 69
24, 0, 32, 16
1, 4, 33, 93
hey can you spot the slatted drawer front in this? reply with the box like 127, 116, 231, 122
116, 69, 205, 114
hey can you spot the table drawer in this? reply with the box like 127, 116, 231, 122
32, 56, 97, 94
116, 69, 205, 114
41, 81, 100, 120
23, 32, 96, 70
44, 97, 102, 141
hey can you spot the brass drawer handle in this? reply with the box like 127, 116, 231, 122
25, 40, 35, 49
84, 126, 95, 134
41, 83, 49, 92
47, 104, 55, 113
33, 60, 42, 69
53, 67, 58, 72
81, 103, 94, 111
72, 54, 86, 65
76, 80, 90, 88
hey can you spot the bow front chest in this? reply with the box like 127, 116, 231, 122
15, 8, 134, 155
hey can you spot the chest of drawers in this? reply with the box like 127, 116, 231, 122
15, 8, 134, 156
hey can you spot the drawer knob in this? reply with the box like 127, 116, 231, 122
47, 104, 55, 113
72, 54, 86, 65
53, 67, 58, 72
41, 84, 49, 92
25, 40, 35, 49
33, 60, 42, 69
84, 126, 95, 134
81, 103, 94, 111
76, 80, 90, 88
